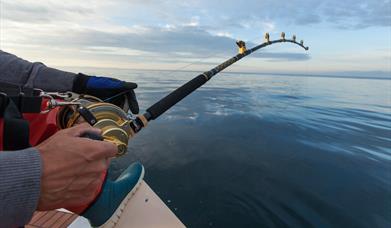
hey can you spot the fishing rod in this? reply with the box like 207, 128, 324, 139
132, 32, 309, 129
56, 32, 309, 156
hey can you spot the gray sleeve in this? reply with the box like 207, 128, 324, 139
0, 148, 42, 228
0, 50, 77, 92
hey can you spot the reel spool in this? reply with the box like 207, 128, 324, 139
57, 96, 136, 156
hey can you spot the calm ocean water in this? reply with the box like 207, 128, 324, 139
83, 68, 390, 227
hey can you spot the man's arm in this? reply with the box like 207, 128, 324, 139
0, 50, 76, 92
0, 50, 139, 113
0, 148, 42, 228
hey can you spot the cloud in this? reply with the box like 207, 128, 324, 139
0, 0, 389, 73
1, 0, 95, 23
2, 0, 389, 29
0, 0, 311, 61
321, 0, 391, 28
6, 25, 235, 56
251, 52, 311, 61
4, 20, 310, 63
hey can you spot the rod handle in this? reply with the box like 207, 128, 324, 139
146, 74, 208, 120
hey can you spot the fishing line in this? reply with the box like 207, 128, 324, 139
104, 36, 256, 106
103, 90, 131, 102
163, 36, 264, 74
155, 52, 225, 79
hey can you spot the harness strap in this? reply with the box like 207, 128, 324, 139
0, 81, 42, 150
0, 94, 31, 150
0, 81, 42, 116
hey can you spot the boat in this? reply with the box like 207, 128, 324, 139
28, 181, 185, 228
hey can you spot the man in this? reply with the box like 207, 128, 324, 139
0, 50, 143, 227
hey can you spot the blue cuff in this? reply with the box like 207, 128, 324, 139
86, 76, 123, 89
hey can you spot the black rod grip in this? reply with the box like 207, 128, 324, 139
146, 74, 208, 120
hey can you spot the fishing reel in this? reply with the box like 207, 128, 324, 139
52, 94, 147, 156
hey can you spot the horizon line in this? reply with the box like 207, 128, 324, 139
56, 65, 391, 81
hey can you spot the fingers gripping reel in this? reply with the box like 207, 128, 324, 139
56, 95, 147, 156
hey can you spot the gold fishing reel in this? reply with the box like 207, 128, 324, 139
56, 95, 142, 156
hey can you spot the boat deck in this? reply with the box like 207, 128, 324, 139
27, 210, 78, 228
25, 181, 185, 228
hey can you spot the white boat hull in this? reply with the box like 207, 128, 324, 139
68, 181, 185, 228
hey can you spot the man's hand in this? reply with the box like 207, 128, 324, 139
35, 123, 117, 211
72, 74, 139, 114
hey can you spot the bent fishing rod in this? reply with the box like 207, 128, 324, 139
133, 33, 309, 127
52, 32, 309, 156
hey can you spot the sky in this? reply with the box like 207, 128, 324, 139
0, 0, 390, 77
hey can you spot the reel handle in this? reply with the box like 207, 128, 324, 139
80, 132, 127, 156
80, 132, 104, 141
